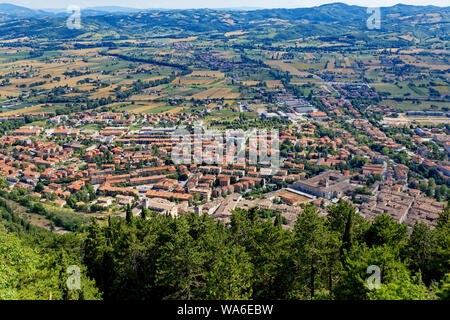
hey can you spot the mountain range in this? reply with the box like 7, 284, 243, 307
0, 2, 448, 41
0, 3, 263, 19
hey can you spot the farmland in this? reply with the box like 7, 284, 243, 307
0, 15, 446, 118
0, 2, 449, 303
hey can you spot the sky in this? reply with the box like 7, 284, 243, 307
3, 0, 448, 9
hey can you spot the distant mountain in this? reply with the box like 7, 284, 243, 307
0, 3, 46, 20
0, 2, 448, 41
85, 6, 143, 13
212, 7, 263, 11
39, 6, 260, 16
0, 3, 145, 20
80, 6, 155, 17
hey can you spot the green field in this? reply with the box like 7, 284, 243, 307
371, 83, 428, 98
382, 99, 450, 111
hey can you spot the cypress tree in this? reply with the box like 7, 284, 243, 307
141, 207, 149, 220
340, 207, 353, 262
125, 204, 133, 223
274, 212, 282, 229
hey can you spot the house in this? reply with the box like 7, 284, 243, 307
308, 111, 328, 121
144, 198, 178, 218
116, 195, 134, 206
97, 197, 113, 207
290, 170, 352, 199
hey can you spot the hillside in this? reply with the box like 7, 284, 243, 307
0, 3, 448, 41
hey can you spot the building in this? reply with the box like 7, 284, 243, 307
362, 164, 385, 176
116, 195, 134, 206
290, 170, 351, 199
97, 197, 113, 207
144, 198, 178, 218
146, 189, 192, 202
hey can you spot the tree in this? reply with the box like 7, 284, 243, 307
323, 230, 342, 297
86, 183, 96, 201
335, 243, 418, 300
66, 195, 76, 209
432, 204, 450, 283
24, 201, 447, 301
326, 201, 369, 268
437, 202, 450, 229
368, 271, 432, 300
125, 204, 133, 223
405, 222, 436, 284
0, 226, 101, 300
155, 216, 207, 299
364, 214, 408, 248
436, 273, 450, 300
34, 182, 44, 193
83, 219, 113, 298
141, 207, 150, 220
327, 201, 352, 234
205, 244, 253, 299
291, 205, 328, 299
341, 204, 353, 259
0, 176, 9, 189
274, 212, 282, 229
230, 207, 290, 299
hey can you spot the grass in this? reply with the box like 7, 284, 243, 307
121, 102, 164, 113
0, 104, 43, 116
145, 105, 177, 114
202, 109, 244, 124
382, 100, 450, 111
371, 83, 427, 98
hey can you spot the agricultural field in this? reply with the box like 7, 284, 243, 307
381, 100, 450, 112
0, 26, 445, 122
189, 87, 240, 100
265, 60, 305, 76
383, 114, 450, 125
0, 2, 449, 304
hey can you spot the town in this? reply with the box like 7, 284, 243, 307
1, 88, 448, 232
0, 2, 449, 302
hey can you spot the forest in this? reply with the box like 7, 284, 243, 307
1, 200, 449, 300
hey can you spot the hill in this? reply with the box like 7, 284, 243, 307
0, 3, 447, 41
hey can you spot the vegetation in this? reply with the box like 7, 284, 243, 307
78, 201, 450, 300
0, 209, 101, 300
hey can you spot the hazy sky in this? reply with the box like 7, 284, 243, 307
4, 0, 448, 9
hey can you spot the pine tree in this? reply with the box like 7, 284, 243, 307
437, 201, 450, 229
406, 222, 435, 284
327, 201, 354, 234
205, 244, 253, 299
431, 203, 450, 283
365, 214, 408, 247
436, 274, 450, 300
292, 205, 328, 299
